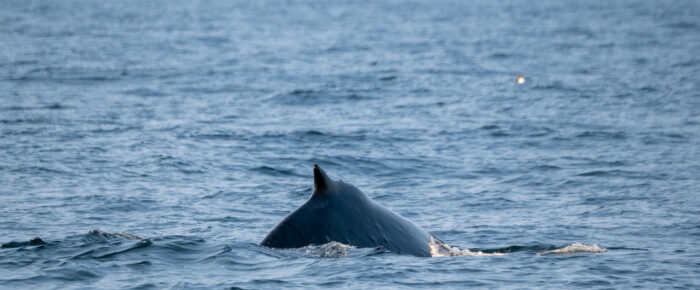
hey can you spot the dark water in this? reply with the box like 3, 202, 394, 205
2, 0, 699, 288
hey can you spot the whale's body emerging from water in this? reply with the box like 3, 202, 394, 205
261, 164, 434, 257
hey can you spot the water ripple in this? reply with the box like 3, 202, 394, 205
1, 0, 698, 288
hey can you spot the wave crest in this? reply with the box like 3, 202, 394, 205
85, 229, 144, 242
429, 237, 504, 257
537, 242, 606, 255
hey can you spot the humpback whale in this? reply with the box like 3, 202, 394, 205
261, 164, 435, 257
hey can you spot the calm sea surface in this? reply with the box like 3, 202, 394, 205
1, 0, 699, 288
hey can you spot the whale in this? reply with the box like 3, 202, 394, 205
260, 164, 436, 257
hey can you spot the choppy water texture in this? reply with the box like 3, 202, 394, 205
1, 0, 699, 288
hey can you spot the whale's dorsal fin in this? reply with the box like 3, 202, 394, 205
313, 164, 333, 192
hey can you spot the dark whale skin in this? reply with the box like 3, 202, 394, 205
260, 165, 433, 257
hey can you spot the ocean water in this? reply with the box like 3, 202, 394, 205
1, 0, 699, 288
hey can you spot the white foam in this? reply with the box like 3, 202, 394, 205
429, 237, 504, 257
300, 238, 507, 258
538, 242, 607, 255
302, 242, 356, 258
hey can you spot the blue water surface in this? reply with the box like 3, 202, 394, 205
1, 0, 699, 288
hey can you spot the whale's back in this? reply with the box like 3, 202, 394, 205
260, 165, 432, 257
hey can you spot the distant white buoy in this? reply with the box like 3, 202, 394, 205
516, 75, 525, 84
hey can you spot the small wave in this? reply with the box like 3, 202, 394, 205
293, 129, 326, 137
11, 165, 76, 176
252, 165, 302, 177
85, 229, 143, 241
577, 169, 657, 180
301, 242, 356, 258
122, 88, 168, 97
154, 155, 206, 174
265, 88, 373, 105
531, 164, 562, 171
672, 59, 700, 68
180, 130, 247, 141
0, 117, 52, 125
93, 239, 153, 259
576, 131, 627, 140
532, 81, 580, 92
1, 237, 47, 248
537, 243, 606, 255
1, 230, 145, 250
472, 245, 556, 253
1, 103, 66, 111
665, 21, 700, 30
90, 125, 143, 134
429, 237, 504, 257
